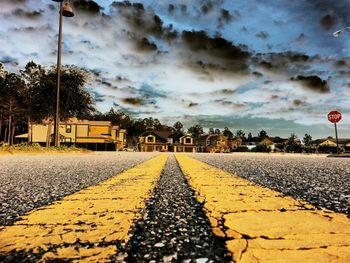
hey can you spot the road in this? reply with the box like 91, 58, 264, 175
0, 153, 349, 262
190, 153, 350, 216
0, 152, 158, 226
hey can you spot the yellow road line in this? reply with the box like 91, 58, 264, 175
176, 154, 350, 263
0, 154, 168, 262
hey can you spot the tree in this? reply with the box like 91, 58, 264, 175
20, 61, 45, 143
258, 130, 267, 138
247, 132, 253, 140
236, 129, 245, 139
173, 121, 184, 142
107, 108, 131, 128
286, 133, 302, 153
34, 65, 95, 145
303, 133, 312, 146
2, 72, 25, 145
0, 63, 7, 142
223, 127, 233, 139
188, 124, 204, 141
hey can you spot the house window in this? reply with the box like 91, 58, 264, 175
147, 136, 154, 143
185, 138, 191, 144
66, 125, 71, 133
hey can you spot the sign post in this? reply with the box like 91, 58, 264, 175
327, 110, 342, 154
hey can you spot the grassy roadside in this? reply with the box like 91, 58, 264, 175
0, 143, 92, 155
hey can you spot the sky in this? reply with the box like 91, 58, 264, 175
1, 0, 350, 138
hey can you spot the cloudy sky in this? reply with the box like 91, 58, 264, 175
1, 0, 350, 138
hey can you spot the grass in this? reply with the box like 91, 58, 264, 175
0, 143, 91, 154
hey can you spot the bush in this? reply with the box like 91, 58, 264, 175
317, 145, 338, 154
254, 144, 271, 152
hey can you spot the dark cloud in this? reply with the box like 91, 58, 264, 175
188, 102, 198, 107
182, 30, 251, 72
252, 71, 263, 77
122, 97, 145, 106
256, 51, 313, 72
1, 56, 18, 65
73, 0, 101, 14
296, 33, 306, 42
90, 69, 101, 77
291, 75, 330, 93
256, 31, 269, 39
12, 8, 42, 18
168, 4, 175, 15
214, 99, 246, 108
201, 3, 213, 14
293, 99, 305, 107
218, 9, 234, 24
136, 37, 158, 52
210, 89, 235, 96
333, 60, 347, 67
320, 14, 337, 30
111, 1, 163, 37
180, 5, 187, 15
309, 0, 349, 27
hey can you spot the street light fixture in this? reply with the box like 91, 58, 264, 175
52, 0, 74, 147
333, 26, 350, 37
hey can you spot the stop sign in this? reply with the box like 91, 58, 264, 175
328, 110, 342, 123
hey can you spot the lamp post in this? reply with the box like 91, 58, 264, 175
333, 26, 350, 37
52, 0, 74, 147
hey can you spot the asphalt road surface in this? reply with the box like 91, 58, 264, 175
0, 152, 349, 262
0, 152, 158, 226
190, 153, 350, 216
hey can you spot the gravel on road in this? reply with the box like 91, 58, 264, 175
0, 152, 158, 226
121, 154, 232, 262
190, 153, 350, 216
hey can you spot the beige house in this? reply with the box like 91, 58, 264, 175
16, 118, 126, 151
138, 131, 171, 152
174, 135, 196, 152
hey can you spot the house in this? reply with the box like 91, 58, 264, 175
242, 136, 287, 152
138, 130, 172, 152
242, 137, 264, 151
173, 135, 196, 152
15, 118, 127, 151
311, 138, 350, 153
197, 134, 230, 153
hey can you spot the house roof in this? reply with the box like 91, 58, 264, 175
312, 138, 350, 145
319, 139, 337, 147
140, 131, 170, 143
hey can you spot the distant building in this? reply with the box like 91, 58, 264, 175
174, 135, 196, 153
138, 130, 172, 152
242, 136, 288, 152
15, 118, 126, 151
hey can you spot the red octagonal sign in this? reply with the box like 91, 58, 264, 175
328, 110, 342, 123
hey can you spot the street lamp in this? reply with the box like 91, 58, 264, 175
52, 0, 74, 147
333, 26, 350, 37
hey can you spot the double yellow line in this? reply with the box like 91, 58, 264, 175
1, 154, 350, 262
0, 154, 168, 262
176, 155, 350, 262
